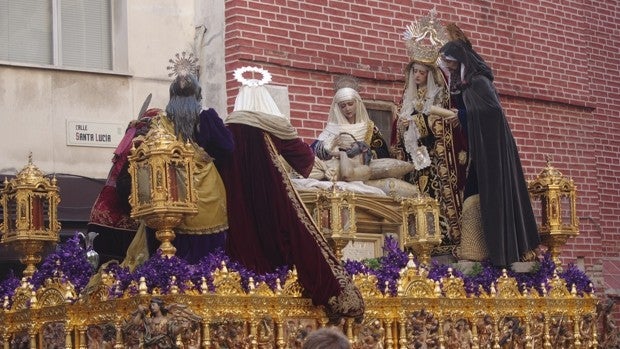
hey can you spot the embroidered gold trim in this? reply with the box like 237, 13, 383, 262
428, 114, 463, 243
175, 224, 229, 235
413, 114, 429, 138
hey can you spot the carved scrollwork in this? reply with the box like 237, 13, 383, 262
353, 318, 385, 348
282, 318, 317, 348
86, 323, 117, 349
549, 314, 574, 347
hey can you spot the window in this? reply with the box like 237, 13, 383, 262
364, 100, 397, 146
0, 0, 127, 71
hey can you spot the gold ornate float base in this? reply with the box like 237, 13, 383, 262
0, 264, 599, 348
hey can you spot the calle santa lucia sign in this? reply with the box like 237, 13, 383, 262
66, 120, 125, 148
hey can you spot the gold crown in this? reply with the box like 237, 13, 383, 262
403, 9, 448, 65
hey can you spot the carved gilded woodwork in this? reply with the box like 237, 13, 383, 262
1, 261, 597, 348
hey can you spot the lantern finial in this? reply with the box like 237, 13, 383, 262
0, 156, 60, 277
401, 195, 441, 265
528, 157, 579, 266
315, 186, 356, 260
127, 113, 198, 257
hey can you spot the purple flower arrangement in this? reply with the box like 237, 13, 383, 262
102, 248, 290, 298
0, 234, 593, 302
344, 236, 593, 297
0, 270, 20, 308
30, 233, 94, 295
191, 248, 288, 292
344, 236, 409, 296
132, 250, 194, 294
102, 262, 134, 298
559, 263, 594, 295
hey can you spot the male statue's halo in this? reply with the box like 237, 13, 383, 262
233, 66, 273, 87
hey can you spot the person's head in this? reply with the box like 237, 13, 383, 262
440, 54, 460, 74
338, 99, 357, 123
302, 328, 351, 349
233, 85, 286, 118
412, 63, 430, 87
169, 73, 202, 101
149, 298, 166, 316
329, 87, 370, 125
232, 66, 287, 119
399, 60, 447, 117
166, 73, 202, 142
439, 40, 493, 83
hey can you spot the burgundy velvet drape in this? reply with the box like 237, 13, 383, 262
219, 124, 363, 319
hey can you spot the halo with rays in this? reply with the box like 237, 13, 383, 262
166, 52, 199, 78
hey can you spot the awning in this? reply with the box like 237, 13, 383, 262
0, 173, 105, 223
54, 174, 106, 222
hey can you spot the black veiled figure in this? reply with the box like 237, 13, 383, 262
440, 40, 539, 267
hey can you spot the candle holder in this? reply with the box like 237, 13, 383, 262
528, 157, 578, 266
128, 114, 198, 257
401, 194, 440, 265
1, 154, 60, 277
315, 183, 356, 260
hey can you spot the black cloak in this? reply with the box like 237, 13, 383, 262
440, 40, 540, 266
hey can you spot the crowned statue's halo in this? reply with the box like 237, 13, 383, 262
233, 66, 273, 87
402, 8, 448, 65
166, 51, 199, 78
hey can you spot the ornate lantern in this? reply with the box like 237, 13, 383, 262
127, 114, 198, 257
315, 184, 356, 260
401, 194, 440, 265
1, 154, 60, 277
528, 157, 578, 266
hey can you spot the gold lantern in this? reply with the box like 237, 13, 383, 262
315, 184, 356, 260
528, 157, 578, 266
1, 154, 60, 277
127, 114, 198, 257
401, 194, 440, 265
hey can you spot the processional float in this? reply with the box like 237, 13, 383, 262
0, 126, 600, 348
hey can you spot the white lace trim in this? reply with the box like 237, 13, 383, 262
402, 120, 431, 170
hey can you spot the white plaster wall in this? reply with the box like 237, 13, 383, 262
195, 0, 228, 116
0, 0, 227, 179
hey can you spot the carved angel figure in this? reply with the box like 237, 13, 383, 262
123, 298, 201, 348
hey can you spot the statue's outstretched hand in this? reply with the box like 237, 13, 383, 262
444, 113, 460, 128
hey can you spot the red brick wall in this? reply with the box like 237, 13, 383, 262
584, 0, 620, 269
223, 0, 620, 296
